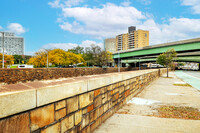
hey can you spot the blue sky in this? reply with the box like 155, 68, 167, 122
0, 0, 200, 55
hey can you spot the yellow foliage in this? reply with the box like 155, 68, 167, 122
27, 49, 85, 67
0, 53, 14, 68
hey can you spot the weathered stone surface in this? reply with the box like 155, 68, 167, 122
37, 81, 87, 106
103, 102, 109, 113
87, 104, 94, 113
0, 89, 36, 118
102, 93, 108, 104
0, 112, 30, 133
61, 114, 74, 133
55, 100, 66, 110
79, 91, 94, 108
66, 96, 78, 114
55, 108, 66, 120
82, 113, 90, 128
75, 110, 82, 125
41, 122, 60, 133
94, 89, 101, 97
82, 126, 90, 133
30, 104, 54, 131
94, 96, 102, 108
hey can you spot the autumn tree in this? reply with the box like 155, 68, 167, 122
0, 53, 14, 68
156, 48, 177, 77
27, 49, 85, 67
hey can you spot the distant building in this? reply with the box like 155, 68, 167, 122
134, 29, 149, 48
115, 26, 149, 51
104, 38, 116, 53
0, 32, 24, 55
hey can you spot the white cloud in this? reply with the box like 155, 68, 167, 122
0, 26, 2, 30
48, 0, 84, 8
138, 18, 200, 44
121, 0, 131, 6
181, 0, 200, 14
7, 23, 26, 35
137, 0, 151, 5
50, 2, 200, 45
59, 3, 146, 38
42, 40, 104, 51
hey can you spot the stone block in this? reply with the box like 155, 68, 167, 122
66, 96, 78, 114
75, 110, 82, 125
103, 102, 109, 113
102, 93, 108, 104
37, 81, 87, 106
61, 114, 74, 133
41, 122, 60, 133
30, 104, 54, 131
99, 105, 104, 116
55, 100, 66, 110
0, 112, 30, 133
89, 111, 94, 123
0, 89, 36, 118
94, 96, 102, 108
87, 104, 94, 113
81, 113, 89, 128
55, 108, 66, 120
94, 89, 101, 97
100, 87, 107, 94
79, 91, 94, 108
82, 126, 90, 133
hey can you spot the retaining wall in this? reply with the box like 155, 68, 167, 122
0, 68, 168, 133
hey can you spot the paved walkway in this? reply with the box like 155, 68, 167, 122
94, 71, 200, 133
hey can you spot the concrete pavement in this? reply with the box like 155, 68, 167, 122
94, 71, 200, 133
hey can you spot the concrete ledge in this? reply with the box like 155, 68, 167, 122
0, 89, 36, 118
0, 69, 163, 119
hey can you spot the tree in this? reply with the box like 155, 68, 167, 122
68, 46, 84, 54
27, 49, 85, 67
83, 44, 113, 67
156, 48, 177, 77
13, 55, 23, 64
0, 53, 14, 68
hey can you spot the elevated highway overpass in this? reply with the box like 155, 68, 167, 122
113, 38, 200, 66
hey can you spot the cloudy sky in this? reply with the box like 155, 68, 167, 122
0, 0, 200, 55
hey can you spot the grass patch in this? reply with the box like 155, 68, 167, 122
152, 106, 200, 120
173, 84, 192, 87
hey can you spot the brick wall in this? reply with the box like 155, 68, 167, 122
0, 67, 128, 84
0, 69, 168, 133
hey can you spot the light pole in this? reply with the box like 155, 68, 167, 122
0, 32, 5, 68
46, 50, 48, 68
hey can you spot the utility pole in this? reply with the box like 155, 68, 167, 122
47, 51, 48, 68
1, 32, 5, 68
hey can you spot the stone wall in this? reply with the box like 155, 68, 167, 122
0, 67, 128, 84
0, 69, 168, 133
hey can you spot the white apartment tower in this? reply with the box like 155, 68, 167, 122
0, 32, 24, 55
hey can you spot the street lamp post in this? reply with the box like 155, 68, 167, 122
1, 32, 5, 68
46, 50, 49, 68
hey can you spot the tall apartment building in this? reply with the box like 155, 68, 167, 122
116, 33, 129, 51
116, 26, 149, 51
0, 32, 24, 55
134, 29, 149, 48
104, 38, 116, 53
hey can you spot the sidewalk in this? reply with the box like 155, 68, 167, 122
94, 72, 200, 133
